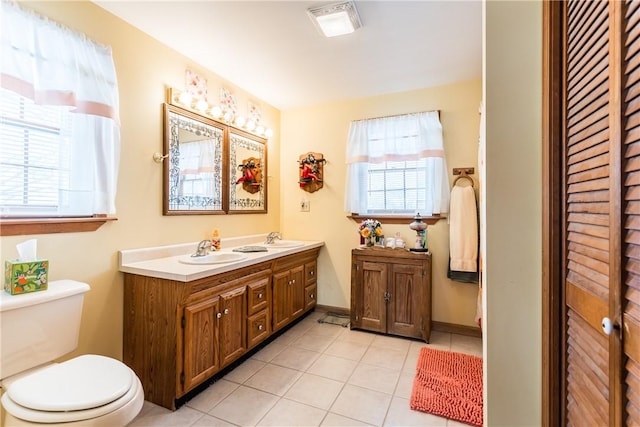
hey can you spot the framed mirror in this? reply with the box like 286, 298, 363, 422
163, 104, 226, 215
228, 131, 267, 213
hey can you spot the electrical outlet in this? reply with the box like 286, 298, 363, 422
300, 199, 310, 212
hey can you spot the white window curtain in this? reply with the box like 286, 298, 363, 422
1, 1, 120, 215
344, 111, 450, 215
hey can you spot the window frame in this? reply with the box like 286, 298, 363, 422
0, 216, 116, 236
347, 213, 442, 226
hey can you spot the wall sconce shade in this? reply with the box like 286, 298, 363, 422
307, 1, 361, 38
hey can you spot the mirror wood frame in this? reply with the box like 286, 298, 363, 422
162, 103, 268, 215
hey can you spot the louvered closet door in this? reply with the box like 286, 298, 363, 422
563, 0, 622, 425
623, 1, 640, 422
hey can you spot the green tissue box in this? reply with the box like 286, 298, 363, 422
4, 259, 49, 295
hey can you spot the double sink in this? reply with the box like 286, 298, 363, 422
178, 240, 305, 265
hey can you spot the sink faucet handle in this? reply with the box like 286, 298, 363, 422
193, 239, 212, 257
266, 231, 282, 244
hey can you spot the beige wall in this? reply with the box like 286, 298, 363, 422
484, 0, 542, 425
280, 79, 482, 327
0, 1, 281, 361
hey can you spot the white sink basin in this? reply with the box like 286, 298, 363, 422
261, 240, 305, 249
179, 252, 247, 265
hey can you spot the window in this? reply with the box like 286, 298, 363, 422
344, 111, 449, 217
0, 1, 120, 233
1, 89, 75, 217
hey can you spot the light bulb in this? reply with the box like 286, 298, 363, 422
265, 128, 273, 138
246, 120, 256, 131
235, 116, 246, 127
210, 106, 222, 118
223, 111, 233, 122
256, 125, 265, 136
178, 91, 192, 106
196, 99, 208, 112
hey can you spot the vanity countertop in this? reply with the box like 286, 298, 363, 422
118, 234, 324, 282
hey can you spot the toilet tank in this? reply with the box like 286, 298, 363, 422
0, 280, 90, 380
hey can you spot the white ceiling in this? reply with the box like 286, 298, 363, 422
94, 1, 482, 110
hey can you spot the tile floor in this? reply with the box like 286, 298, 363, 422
130, 311, 483, 427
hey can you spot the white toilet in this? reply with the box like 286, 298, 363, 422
0, 280, 144, 426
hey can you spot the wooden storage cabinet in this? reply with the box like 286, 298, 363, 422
350, 247, 432, 342
123, 248, 320, 410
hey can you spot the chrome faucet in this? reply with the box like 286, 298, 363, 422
192, 240, 212, 257
265, 231, 282, 244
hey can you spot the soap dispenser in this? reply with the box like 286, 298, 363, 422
211, 228, 221, 251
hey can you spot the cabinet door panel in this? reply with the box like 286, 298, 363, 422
220, 286, 246, 367
183, 297, 219, 392
388, 264, 422, 338
272, 270, 290, 331
290, 265, 305, 319
360, 261, 387, 333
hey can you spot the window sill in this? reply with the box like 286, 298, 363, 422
348, 214, 444, 226
0, 216, 117, 236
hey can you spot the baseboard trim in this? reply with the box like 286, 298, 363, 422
316, 304, 350, 316
432, 321, 482, 338
316, 305, 482, 338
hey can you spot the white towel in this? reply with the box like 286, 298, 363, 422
449, 185, 478, 272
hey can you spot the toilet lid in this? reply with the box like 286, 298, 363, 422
7, 354, 133, 411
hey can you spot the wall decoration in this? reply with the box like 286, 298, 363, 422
229, 132, 266, 213
220, 87, 237, 121
248, 100, 262, 125
185, 69, 207, 101
298, 152, 326, 193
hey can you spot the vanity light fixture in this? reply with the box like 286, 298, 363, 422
167, 87, 274, 139
307, 1, 361, 38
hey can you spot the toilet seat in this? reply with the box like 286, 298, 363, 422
1, 355, 140, 424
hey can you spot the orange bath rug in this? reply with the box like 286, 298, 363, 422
410, 347, 483, 427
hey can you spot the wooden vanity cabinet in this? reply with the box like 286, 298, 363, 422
350, 247, 432, 342
123, 247, 320, 410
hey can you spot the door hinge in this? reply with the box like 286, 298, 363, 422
355, 264, 359, 271
180, 372, 185, 384
181, 316, 186, 328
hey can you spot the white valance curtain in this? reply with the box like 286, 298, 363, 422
344, 111, 450, 215
1, 1, 120, 215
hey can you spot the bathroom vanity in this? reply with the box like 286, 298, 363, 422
350, 247, 432, 343
119, 237, 322, 410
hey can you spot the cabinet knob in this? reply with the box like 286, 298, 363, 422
216, 312, 222, 318
224, 308, 229, 314
310, 270, 314, 276
257, 293, 263, 299
258, 324, 264, 330
292, 279, 296, 284
310, 293, 315, 299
